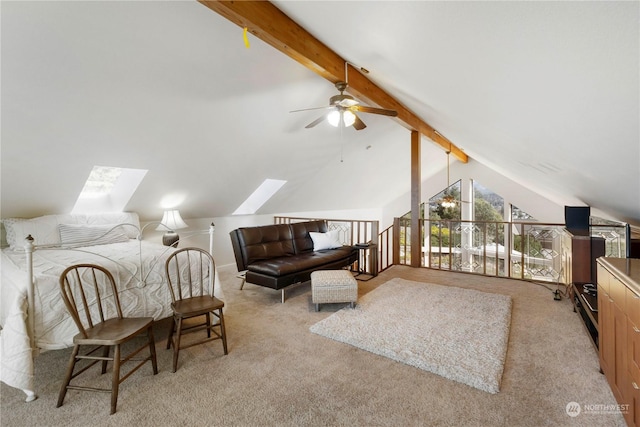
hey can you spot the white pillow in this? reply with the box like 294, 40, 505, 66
58, 224, 130, 248
2, 215, 61, 248
309, 229, 342, 251
2, 212, 141, 249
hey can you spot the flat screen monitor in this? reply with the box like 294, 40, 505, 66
565, 206, 590, 231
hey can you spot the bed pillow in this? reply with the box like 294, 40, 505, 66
58, 224, 130, 248
2, 212, 141, 249
309, 229, 342, 251
2, 215, 61, 249
74, 212, 140, 239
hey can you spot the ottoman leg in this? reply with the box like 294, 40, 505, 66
350, 302, 355, 309
315, 303, 320, 312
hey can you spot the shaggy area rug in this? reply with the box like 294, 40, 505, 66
310, 278, 512, 393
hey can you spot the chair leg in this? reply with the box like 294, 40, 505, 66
206, 313, 211, 338
172, 317, 183, 373
166, 316, 176, 350
111, 344, 121, 415
57, 345, 80, 408
101, 345, 110, 374
147, 326, 158, 375
218, 309, 228, 355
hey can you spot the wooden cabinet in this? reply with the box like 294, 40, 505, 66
599, 281, 614, 374
599, 274, 627, 403
563, 229, 606, 284
597, 257, 640, 427
628, 287, 640, 387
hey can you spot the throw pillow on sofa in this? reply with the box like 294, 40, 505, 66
309, 229, 342, 251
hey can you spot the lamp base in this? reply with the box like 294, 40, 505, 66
162, 231, 179, 247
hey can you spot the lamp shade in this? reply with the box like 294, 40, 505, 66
157, 210, 188, 231
343, 110, 356, 127
327, 110, 341, 127
327, 110, 356, 127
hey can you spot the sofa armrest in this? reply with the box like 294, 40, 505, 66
229, 229, 248, 272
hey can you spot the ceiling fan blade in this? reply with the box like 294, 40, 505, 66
352, 105, 398, 117
290, 106, 332, 113
352, 114, 367, 131
305, 115, 326, 129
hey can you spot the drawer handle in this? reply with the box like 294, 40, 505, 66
634, 382, 640, 390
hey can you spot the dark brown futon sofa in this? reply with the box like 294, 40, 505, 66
229, 220, 358, 302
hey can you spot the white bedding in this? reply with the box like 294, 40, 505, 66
0, 240, 222, 394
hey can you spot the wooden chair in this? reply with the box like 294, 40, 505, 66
57, 264, 158, 415
164, 247, 228, 372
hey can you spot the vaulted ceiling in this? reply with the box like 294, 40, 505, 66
2, 1, 638, 226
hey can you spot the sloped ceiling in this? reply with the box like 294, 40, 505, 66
1, 1, 638, 226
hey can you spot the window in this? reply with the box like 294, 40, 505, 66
511, 205, 535, 222
472, 181, 504, 221
72, 166, 147, 214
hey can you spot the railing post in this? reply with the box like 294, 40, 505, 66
371, 221, 379, 274
393, 217, 400, 265
410, 130, 421, 267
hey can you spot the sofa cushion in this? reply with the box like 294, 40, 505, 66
247, 246, 355, 277
236, 223, 295, 266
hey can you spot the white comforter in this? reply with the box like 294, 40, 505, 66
0, 240, 222, 395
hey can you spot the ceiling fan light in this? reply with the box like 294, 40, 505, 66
343, 110, 356, 127
327, 110, 340, 127
441, 194, 456, 208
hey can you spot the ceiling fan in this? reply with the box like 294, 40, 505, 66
290, 80, 398, 131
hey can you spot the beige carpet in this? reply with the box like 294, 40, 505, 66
310, 278, 512, 393
0, 265, 627, 426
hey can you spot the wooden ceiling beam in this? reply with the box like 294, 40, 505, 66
198, 0, 468, 163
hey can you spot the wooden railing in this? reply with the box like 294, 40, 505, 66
393, 217, 628, 283
274, 215, 629, 282
378, 223, 395, 272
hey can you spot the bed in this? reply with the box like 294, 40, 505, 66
0, 212, 221, 401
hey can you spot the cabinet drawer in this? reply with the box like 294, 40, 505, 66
628, 287, 640, 327
629, 322, 640, 386
597, 263, 610, 294
610, 275, 627, 311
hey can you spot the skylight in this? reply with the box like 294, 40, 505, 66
233, 179, 287, 215
78, 166, 122, 197
72, 166, 147, 214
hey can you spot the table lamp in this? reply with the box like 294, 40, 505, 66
157, 209, 188, 247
